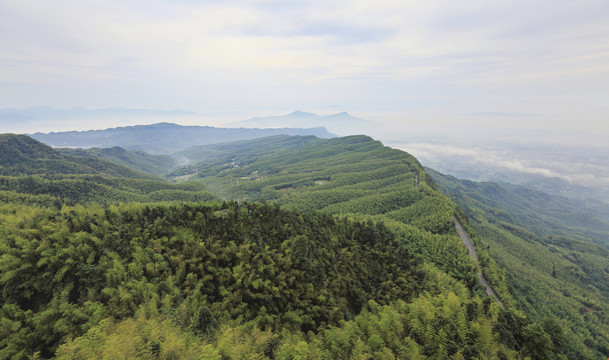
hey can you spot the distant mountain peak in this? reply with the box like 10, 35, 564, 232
326, 111, 352, 117
231, 111, 371, 136
287, 111, 318, 117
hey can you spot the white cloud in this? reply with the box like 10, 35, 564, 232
400, 142, 609, 188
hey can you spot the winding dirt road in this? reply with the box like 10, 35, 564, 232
453, 216, 501, 304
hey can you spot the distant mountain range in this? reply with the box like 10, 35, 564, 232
1, 107, 372, 136
232, 111, 373, 135
30, 122, 335, 154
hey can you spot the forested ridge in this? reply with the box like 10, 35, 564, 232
58, 146, 178, 176
1, 201, 561, 360
0, 134, 218, 206
427, 169, 609, 358
177, 135, 505, 296
0, 133, 583, 359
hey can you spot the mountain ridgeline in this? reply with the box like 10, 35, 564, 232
58, 146, 178, 176
0, 131, 604, 359
169, 135, 489, 288
30, 122, 335, 154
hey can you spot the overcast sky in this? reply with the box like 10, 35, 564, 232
1, 0, 608, 133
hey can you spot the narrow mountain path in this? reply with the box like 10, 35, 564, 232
453, 216, 502, 305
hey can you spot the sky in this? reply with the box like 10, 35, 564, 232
1, 0, 608, 134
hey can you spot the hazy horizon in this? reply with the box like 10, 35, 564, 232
2, 0, 608, 202
3, 106, 608, 145
1, 0, 608, 135
4, 105, 607, 205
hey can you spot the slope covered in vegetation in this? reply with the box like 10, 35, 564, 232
0, 134, 217, 206
168, 135, 575, 357
58, 146, 178, 176
0, 133, 572, 359
176, 135, 450, 225
0, 134, 155, 179
428, 168, 609, 358
2, 201, 559, 360
175, 135, 497, 291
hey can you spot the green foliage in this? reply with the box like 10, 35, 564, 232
178, 136, 469, 280
59, 146, 178, 176
0, 134, 218, 205
56, 294, 518, 360
0, 133, 576, 359
0, 202, 426, 357
56, 308, 213, 360
429, 168, 609, 358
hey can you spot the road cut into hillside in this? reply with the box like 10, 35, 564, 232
454, 216, 502, 305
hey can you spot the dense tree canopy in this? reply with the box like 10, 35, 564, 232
428, 168, 609, 358
0, 134, 578, 359
2, 201, 558, 359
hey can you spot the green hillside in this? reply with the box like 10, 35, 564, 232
174, 134, 609, 358
3, 201, 545, 360
0, 134, 156, 179
0, 133, 580, 359
58, 146, 178, 176
176, 135, 442, 220
174, 136, 494, 290
427, 168, 609, 358
0, 134, 217, 206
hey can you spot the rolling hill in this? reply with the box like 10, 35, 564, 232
167, 134, 609, 358
0, 134, 218, 206
170, 135, 509, 297
58, 146, 178, 176
2, 131, 601, 358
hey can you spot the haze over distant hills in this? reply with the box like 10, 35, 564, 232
232, 111, 373, 135
395, 133, 609, 207
1, 107, 374, 136
29, 122, 335, 154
